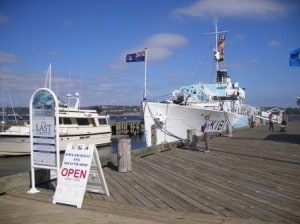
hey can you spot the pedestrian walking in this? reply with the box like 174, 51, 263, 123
202, 114, 212, 152
269, 113, 274, 132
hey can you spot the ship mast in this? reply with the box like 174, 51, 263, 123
206, 18, 228, 73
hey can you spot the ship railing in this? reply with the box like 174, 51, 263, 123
240, 104, 259, 116
145, 93, 173, 103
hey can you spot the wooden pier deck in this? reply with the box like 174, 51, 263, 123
1, 121, 300, 223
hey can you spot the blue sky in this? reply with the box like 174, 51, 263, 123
0, 0, 299, 108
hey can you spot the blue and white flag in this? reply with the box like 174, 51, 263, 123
126, 51, 145, 62
289, 48, 300, 67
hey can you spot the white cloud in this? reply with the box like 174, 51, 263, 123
145, 33, 187, 48
123, 33, 187, 62
172, 0, 289, 19
145, 33, 187, 61
147, 47, 173, 61
111, 33, 187, 71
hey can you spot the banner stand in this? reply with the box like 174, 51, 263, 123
27, 88, 60, 194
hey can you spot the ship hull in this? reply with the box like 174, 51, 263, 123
143, 101, 249, 146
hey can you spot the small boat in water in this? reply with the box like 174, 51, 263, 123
0, 93, 112, 156
142, 19, 258, 146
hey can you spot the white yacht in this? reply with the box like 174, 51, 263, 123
0, 94, 112, 156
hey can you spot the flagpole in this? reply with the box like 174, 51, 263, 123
144, 48, 147, 101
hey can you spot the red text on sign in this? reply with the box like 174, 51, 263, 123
61, 168, 87, 179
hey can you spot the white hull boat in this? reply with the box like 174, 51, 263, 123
0, 94, 111, 156
143, 95, 252, 147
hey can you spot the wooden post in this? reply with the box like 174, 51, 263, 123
186, 129, 196, 148
117, 138, 132, 172
151, 124, 157, 146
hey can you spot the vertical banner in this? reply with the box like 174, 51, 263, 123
28, 88, 59, 194
31, 89, 57, 166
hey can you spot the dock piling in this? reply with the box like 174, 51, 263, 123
117, 138, 132, 173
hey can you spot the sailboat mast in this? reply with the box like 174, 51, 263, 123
45, 63, 52, 89
1, 69, 4, 124
1, 69, 17, 123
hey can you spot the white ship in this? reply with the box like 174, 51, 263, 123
142, 20, 257, 147
0, 93, 112, 156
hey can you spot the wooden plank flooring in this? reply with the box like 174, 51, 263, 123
1, 121, 300, 224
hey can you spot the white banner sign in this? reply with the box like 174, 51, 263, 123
53, 144, 109, 208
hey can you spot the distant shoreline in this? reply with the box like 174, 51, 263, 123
109, 112, 141, 116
